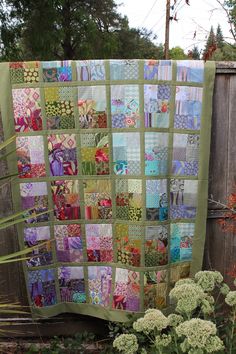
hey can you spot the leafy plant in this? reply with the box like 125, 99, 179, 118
0, 135, 52, 334
111, 270, 236, 354
26, 332, 105, 354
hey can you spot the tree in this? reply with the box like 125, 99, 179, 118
211, 43, 236, 61
0, 0, 163, 61
216, 0, 236, 42
169, 46, 187, 60
203, 26, 217, 60
188, 46, 200, 60
216, 24, 224, 49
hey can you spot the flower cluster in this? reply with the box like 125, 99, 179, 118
133, 309, 168, 334
169, 282, 205, 315
195, 271, 223, 292
154, 334, 172, 349
225, 291, 236, 307
168, 313, 184, 327
113, 334, 138, 354
176, 318, 224, 353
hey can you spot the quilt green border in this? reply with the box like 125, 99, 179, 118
0, 60, 216, 322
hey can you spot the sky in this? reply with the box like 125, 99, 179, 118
116, 0, 234, 53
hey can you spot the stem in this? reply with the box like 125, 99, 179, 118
208, 198, 236, 213
229, 308, 236, 354
173, 332, 180, 354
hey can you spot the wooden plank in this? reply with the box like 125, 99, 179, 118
0, 314, 108, 337
208, 74, 229, 209
204, 73, 230, 276
223, 74, 236, 279
204, 220, 226, 274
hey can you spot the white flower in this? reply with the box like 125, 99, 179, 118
113, 334, 138, 354
176, 318, 224, 353
225, 291, 236, 307
133, 309, 168, 334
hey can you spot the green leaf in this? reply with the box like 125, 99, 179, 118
0, 135, 16, 151
0, 147, 17, 161
0, 209, 53, 230
0, 240, 53, 262
0, 208, 35, 225
0, 172, 18, 181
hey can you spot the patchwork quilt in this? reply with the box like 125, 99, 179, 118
0, 59, 215, 321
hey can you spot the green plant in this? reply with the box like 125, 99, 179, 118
0, 136, 52, 334
26, 332, 104, 354
111, 270, 236, 354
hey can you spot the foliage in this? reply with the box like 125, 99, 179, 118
0, 136, 52, 333
188, 46, 201, 60
211, 43, 236, 61
111, 270, 236, 354
203, 26, 217, 61
169, 46, 188, 60
0, 0, 163, 61
216, 24, 224, 49
26, 332, 101, 354
225, 0, 236, 40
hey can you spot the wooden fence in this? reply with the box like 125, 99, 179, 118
0, 62, 236, 337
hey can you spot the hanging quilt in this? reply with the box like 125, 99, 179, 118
0, 59, 215, 321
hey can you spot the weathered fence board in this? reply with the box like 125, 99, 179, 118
0, 62, 236, 336
203, 62, 236, 285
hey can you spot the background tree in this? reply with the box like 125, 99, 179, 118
202, 26, 217, 60
188, 45, 201, 60
0, 0, 163, 61
216, 24, 224, 49
169, 46, 187, 60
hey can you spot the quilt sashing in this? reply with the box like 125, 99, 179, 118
2, 59, 215, 320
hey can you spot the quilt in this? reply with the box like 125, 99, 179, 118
0, 59, 215, 321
